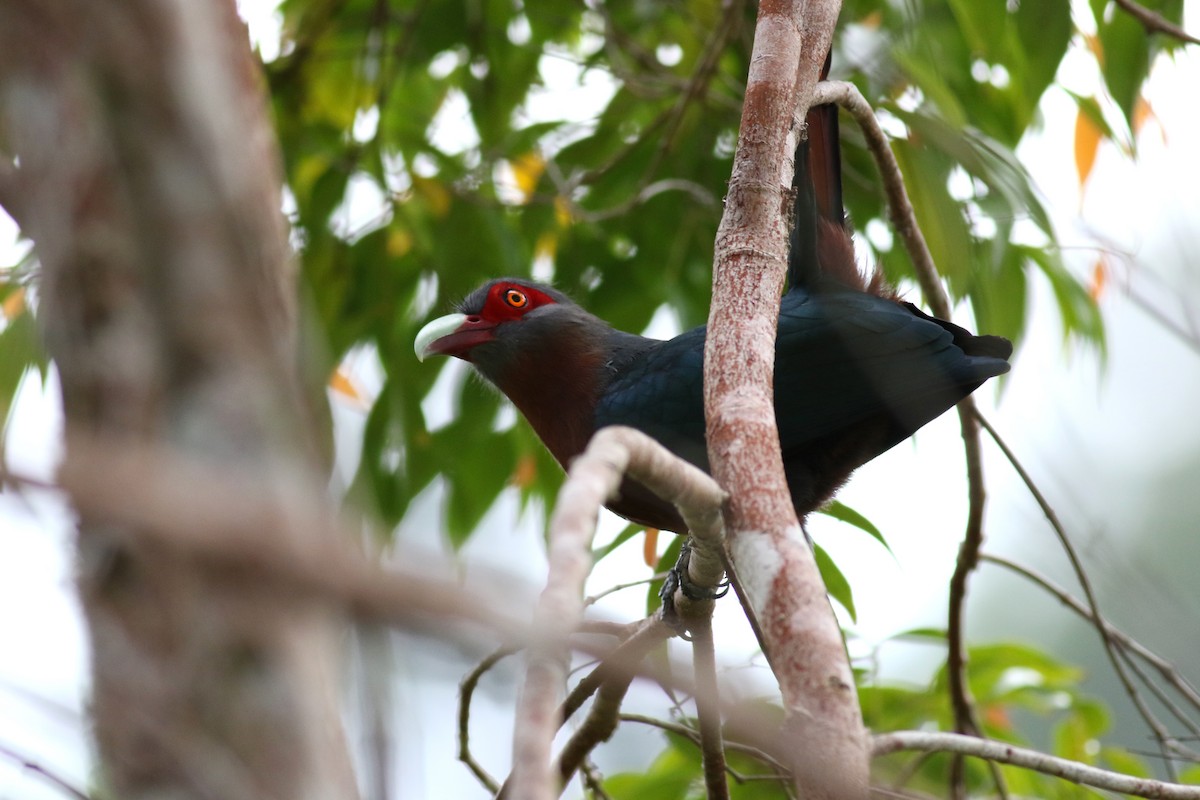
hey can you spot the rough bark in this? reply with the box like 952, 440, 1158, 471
0, 2, 358, 799
704, 0, 868, 798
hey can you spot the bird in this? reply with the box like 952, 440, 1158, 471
414, 103, 1012, 534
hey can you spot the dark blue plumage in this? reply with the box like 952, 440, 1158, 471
590, 283, 1009, 530
414, 105, 1012, 532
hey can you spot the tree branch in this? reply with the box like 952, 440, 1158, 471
0, 742, 91, 800
508, 426, 726, 800
553, 657, 640, 792
0, 2, 360, 792
691, 616, 730, 800
560, 617, 675, 725
1113, 0, 1200, 45
458, 645, 515, 795
872, 731, 1200, 799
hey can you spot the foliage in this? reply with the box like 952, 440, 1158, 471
258, 0, 1166, 541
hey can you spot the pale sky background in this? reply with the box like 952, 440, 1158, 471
1, 2, 1199, 797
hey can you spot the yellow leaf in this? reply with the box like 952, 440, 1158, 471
413, 176, 451, 217
534, 231, 557, 261
1074, 106, 1102, 191
1133, 96, 1166, 145
510, 152, 545, 201
511, 453, 537, 489
860, 10, 883, 29
329, 367, 368, 408
1084, 33, 1104, 68
1, 287, 25, 321
1089, 257, 1108, 302
554, 195, 573, 228
643, 528, 660, 568
387, 228, 412, 258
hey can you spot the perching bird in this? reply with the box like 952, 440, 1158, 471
414, 105, 1012, 534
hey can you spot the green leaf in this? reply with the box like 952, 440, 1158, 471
604, 743, 697, 799
592, 523, 645, 563
891, 137, 973, 295
1022, 245, 1106, 351
1096, 3, 1151, 127
0, 293, 45, 426
813, 543, 856, 623
968, 233, 1028, 349
821, 500, 891, 554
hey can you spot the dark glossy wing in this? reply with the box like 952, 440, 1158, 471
594, 287, 1010, 525
773, 286, 1010, 456
591, 331, 708, 532
594, 329, 709, 470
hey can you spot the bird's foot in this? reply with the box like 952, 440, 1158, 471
659, 538, 730, 637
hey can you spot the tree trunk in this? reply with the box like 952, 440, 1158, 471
0, 2, 358, 799
704, 0, 869, 797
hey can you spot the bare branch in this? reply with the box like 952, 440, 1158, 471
982, 553, 1200, 736
0, 742, 91, 800
585, 574, 669, 607
873, 731, 1200, 799
458, 646, 516, 795
554, 655, 639, 792
692, 617, 730, 800
974, 412, 1192, 768
810, 82, 946, 317
502, 620, 672, 796
55, 436, 536, 640
509, 426, 726, 800
618, 713, 791, 776
706, 0, 867, 792
1113, 0, 1200, 44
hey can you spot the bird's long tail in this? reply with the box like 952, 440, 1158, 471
788, 102, 840, 291
788, 51, 860, 293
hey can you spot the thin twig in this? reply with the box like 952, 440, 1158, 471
810, 81, 948, 318
560, 617, 674, 727
1119, 649, 1200, 744
457, 645, 516, 794
554, 658, 640, 790
691, 617, 730, 800
982, 553, 1200, 737
585, 574, 669, 607
1113, 0, 1200, 44
974, 411, 1187, 773
618, 713, 791, 775
579, 759, 612, 800
873, 730, 1200, 799
0, 743, 91, 800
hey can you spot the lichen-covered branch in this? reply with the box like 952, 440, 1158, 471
705, 1, 866, 798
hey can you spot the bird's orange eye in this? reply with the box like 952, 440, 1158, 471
504, 288, 528, 308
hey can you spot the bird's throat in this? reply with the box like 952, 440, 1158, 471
489, 337, 606, 470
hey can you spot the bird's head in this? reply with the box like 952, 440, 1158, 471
414, 278, 615, 464
414, 278, 590, 379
